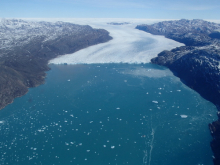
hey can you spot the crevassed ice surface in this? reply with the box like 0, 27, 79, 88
48, 18, 184, 64
0, 19, 217, 165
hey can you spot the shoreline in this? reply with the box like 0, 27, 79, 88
136, 19, 220, 165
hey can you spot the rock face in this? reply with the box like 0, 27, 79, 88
136, 19, 220, 165
0, 18, 112, 110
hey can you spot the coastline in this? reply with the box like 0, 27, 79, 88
0, 19, 112, 111
136, 19, 220, 165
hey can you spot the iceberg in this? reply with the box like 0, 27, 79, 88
180, 115, 188, 118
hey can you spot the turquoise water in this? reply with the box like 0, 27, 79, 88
0, 63, 217, 165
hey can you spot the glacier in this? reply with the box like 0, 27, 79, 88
45, 18, 184, 64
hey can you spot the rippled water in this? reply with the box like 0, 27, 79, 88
0, 63, 217, 165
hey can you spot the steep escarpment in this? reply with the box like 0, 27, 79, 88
0, 19, 112, 110
136, 19, 220, 165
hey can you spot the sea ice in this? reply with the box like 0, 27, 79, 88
152, 101, 158, 104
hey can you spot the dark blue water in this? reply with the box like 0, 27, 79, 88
0, 63, 217, 165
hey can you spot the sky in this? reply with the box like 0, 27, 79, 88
0, 0, 220, 19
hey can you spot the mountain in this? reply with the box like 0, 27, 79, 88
0, 18, 112, 110
136, 19, 220, 46
136, 19, 220, 165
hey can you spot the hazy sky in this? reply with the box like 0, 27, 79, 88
1, 0, 220, 19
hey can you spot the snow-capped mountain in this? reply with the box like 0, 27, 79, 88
0, 18, 104, 50
136, 19, 220, 46
0, 18, 112, 110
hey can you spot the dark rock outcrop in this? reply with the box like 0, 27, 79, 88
0, 19, 112, 110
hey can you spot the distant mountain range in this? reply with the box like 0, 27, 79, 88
136, 19, 220, 165
0, 18, 112, 110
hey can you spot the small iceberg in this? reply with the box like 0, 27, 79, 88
180, 115, 188, 118
0, 121, 4, 124
67, 79, 70, 81
152, 101, 158, 104
111, 146, 115, 149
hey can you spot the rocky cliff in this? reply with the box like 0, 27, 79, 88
0, 18, 112, 110
136, 19, 220, 165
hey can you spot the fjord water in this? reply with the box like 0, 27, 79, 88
0, 19, 218, 164
0, 63, 217, 165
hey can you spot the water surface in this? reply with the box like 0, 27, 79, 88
0, 63, 217, 165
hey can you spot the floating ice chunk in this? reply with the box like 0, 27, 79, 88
79, 143, 82, 146
86, 150, 90, 152
0, 121, 4, 124
103, 145, 106, 147
177, 90, 181, 92
111, 146, 115, 149
116, 107, 120, 110
67, 79, 70, 81
152, 101, 158, 104
180, 115, 188, 118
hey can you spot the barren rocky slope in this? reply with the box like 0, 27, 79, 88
0, 19, 112, 110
